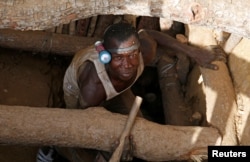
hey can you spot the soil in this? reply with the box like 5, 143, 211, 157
0, 48, 71, 162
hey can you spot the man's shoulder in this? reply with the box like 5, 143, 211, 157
72, 45, 98, 63
75, 45, 96, 55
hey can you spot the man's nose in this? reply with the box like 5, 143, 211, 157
123, 57, 132, 68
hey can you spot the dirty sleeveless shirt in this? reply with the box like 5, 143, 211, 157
63, 45, 144, 102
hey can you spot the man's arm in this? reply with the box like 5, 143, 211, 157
139, 29, 226, 70
77, 62, 106, 109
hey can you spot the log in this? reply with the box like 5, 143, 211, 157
0, 105, 221, 161
123, 15, 137, 27
223, 34, 242, 54
0, 0, 250, 38
87, 16, 98, 37
137, 16, 160, 31
69, 21, 76, 35
0, 29, 99, 55
76, 18, 91, 36
228, 38, 250, 145
187, 25, 238, 145
93, 15, 117, 37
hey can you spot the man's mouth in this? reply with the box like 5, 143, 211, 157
122, 70, 134, 78
123, 73, 132, 77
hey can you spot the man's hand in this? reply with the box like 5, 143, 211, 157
192, 45, 227, 70
111, 135, 135, 161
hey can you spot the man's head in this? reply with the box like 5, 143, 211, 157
103, 23, 140, 49
103, 23, 141, 82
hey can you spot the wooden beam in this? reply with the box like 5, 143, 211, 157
0, 29, 99, 56
0, 105, 221, 161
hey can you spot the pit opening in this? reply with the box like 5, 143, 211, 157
0, 14, 248, 162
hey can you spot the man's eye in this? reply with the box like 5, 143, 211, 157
129, 53, 137, 58
113, 56, 122, 60
128, 54, 134, 58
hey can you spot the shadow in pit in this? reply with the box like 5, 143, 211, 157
0, 48, 72, 162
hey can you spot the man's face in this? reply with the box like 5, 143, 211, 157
106, 35, 140, 81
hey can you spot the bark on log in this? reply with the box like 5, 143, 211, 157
0, 29, 99, 55
229, 38, 250, 145
0, 0, 250, 38
187, 25, 238, 145
223, 34, 242, 54
0, 105, 221, 161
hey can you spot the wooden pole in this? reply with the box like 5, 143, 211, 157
0, 105, 221, 161
109, 96, 142, 162
0, 29, 99, 56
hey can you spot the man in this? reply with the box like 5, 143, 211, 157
37, 22, 224, 162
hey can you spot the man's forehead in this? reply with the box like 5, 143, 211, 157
109, 35, 138, 46
107, 36, 140, 54
108, 42, 140, 54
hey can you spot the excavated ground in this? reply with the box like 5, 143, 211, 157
0, 48, 70, 162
